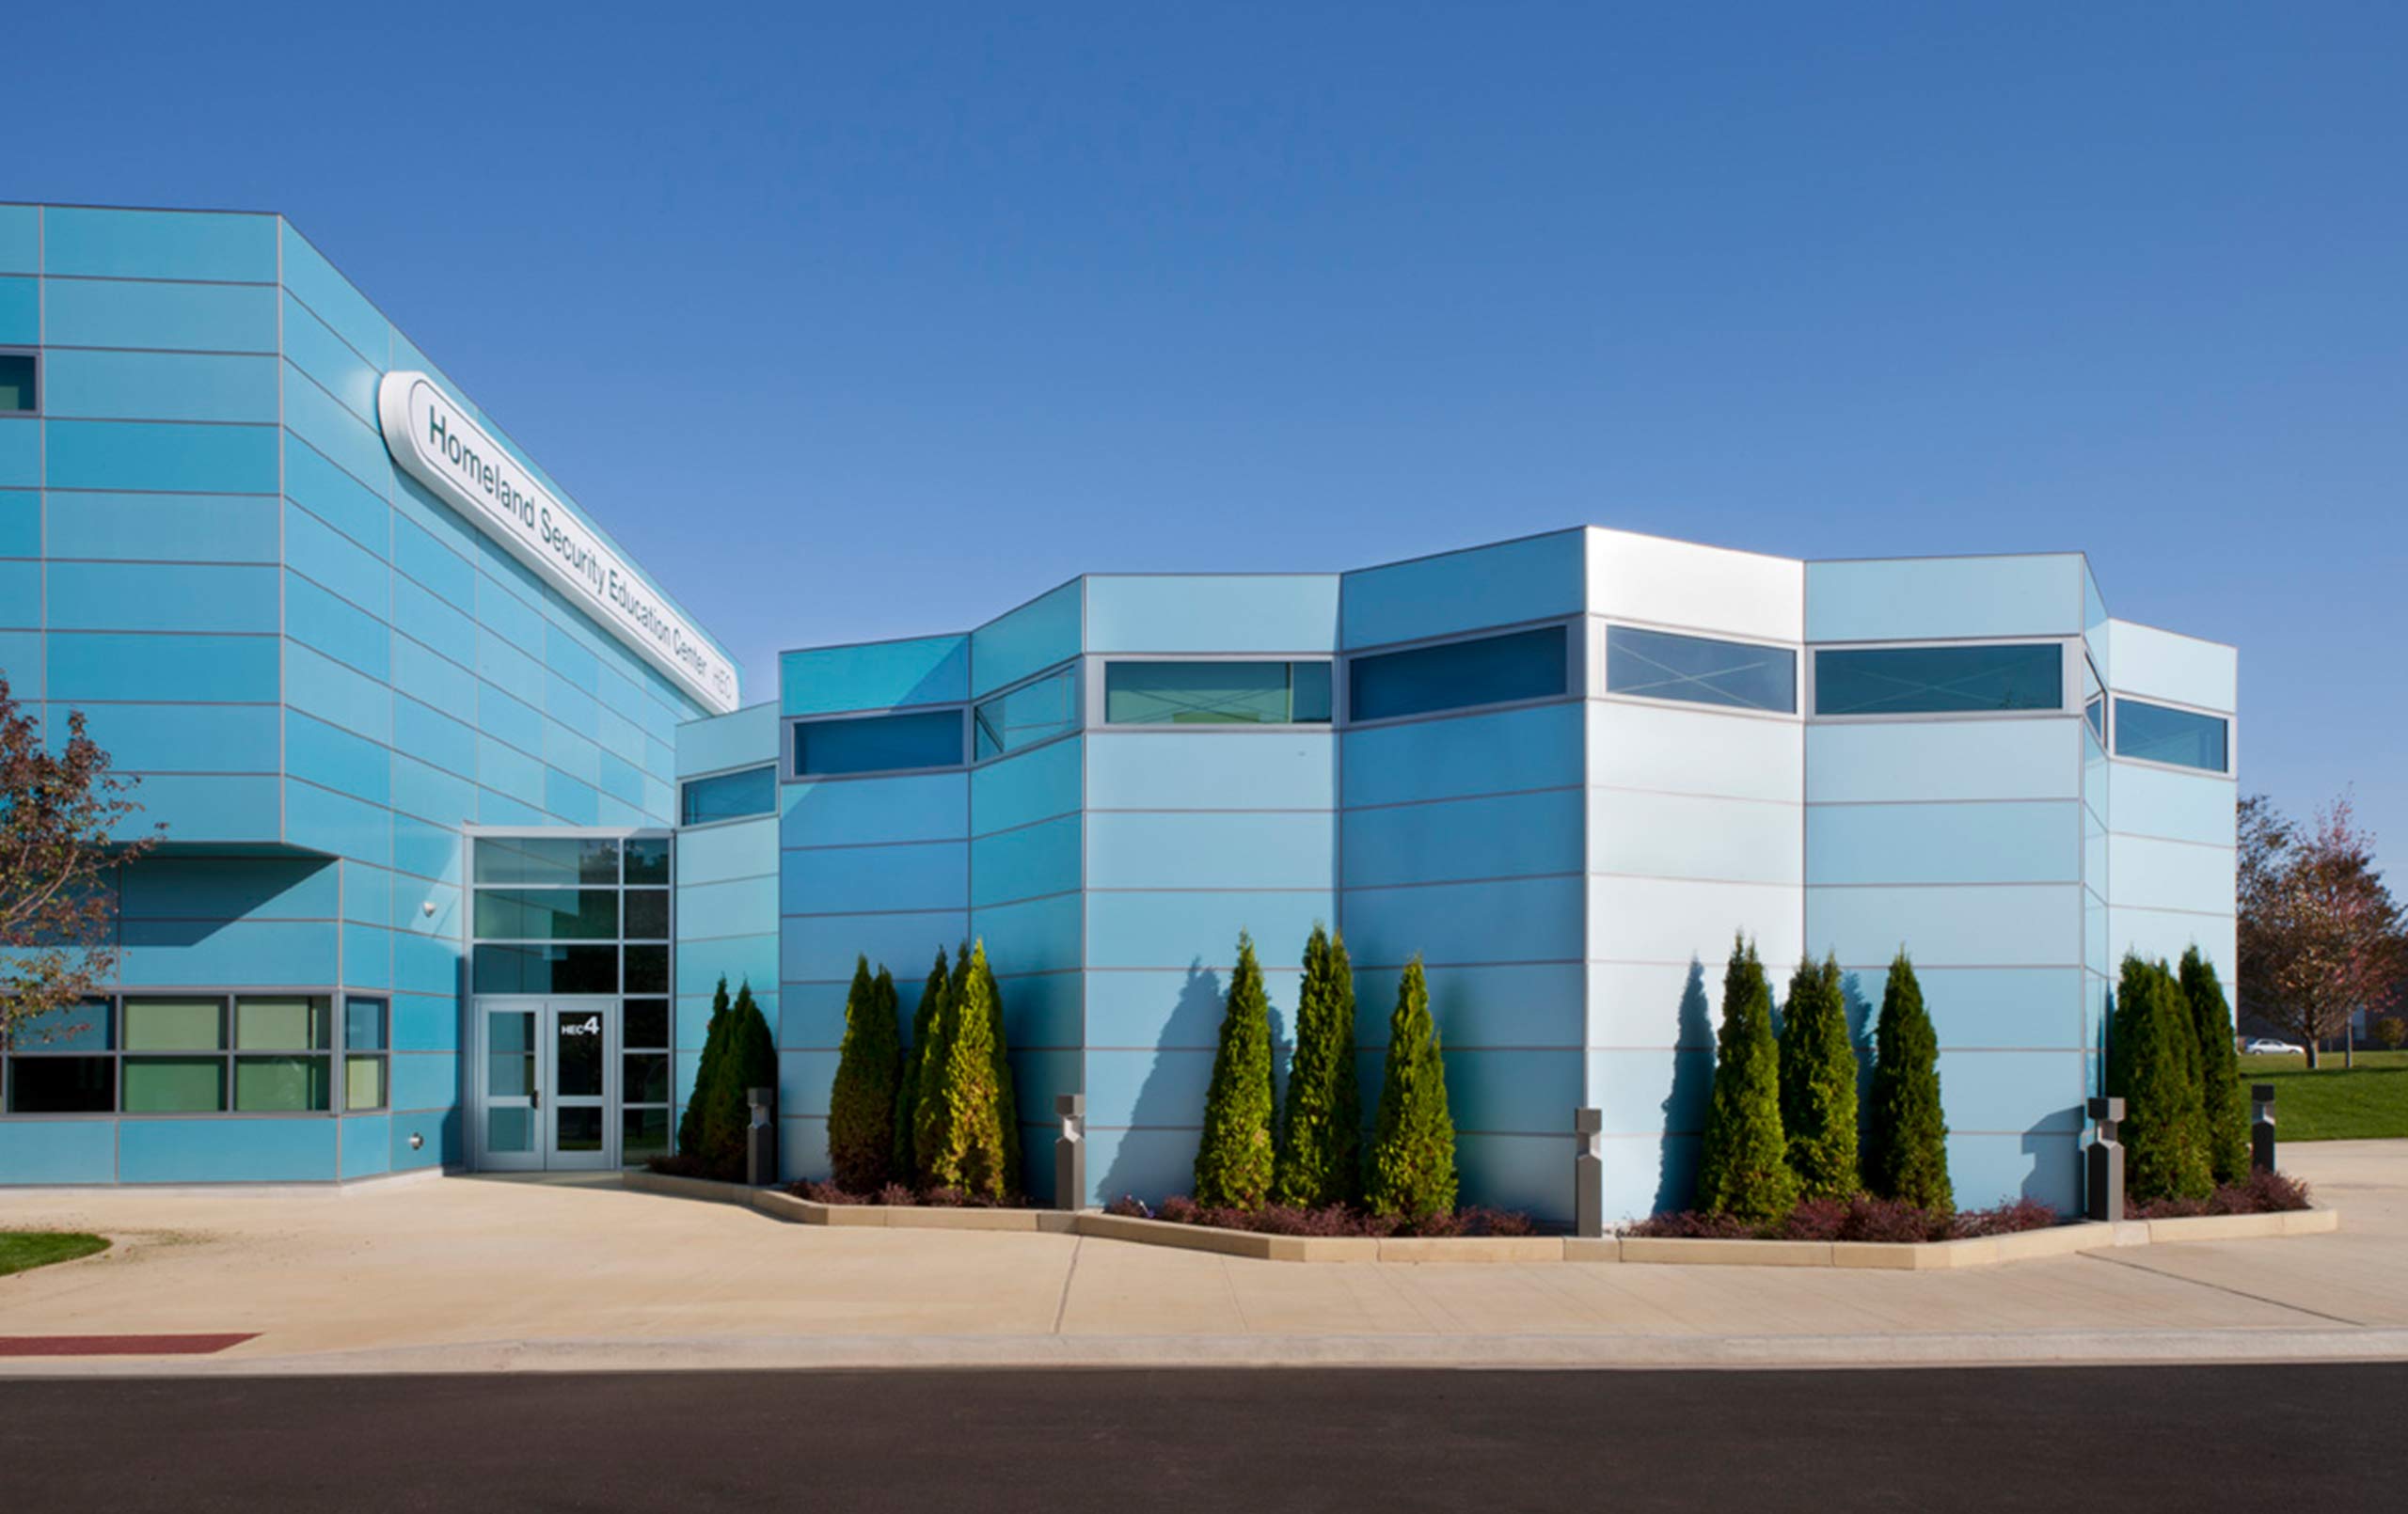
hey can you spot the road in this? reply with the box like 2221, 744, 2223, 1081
2, 1364, 2395, 1510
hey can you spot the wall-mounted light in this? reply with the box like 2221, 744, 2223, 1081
421, 901, 436, 917
408, 1132, 424, 1150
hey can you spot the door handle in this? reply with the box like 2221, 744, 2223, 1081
531, 1088, 542, 1110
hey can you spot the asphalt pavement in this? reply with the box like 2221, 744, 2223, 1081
2, 1364, 2397, 1511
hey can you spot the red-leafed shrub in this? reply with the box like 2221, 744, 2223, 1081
2130, 1170, 2310, 1219
1628, 1191, 2056, 1243
1116, 1195, 1535, 1238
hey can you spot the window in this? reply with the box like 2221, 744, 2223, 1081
792, 709, 963, 777
474, 835, 622, 886
1606, 626, 1795, 713
1347, 625, 1570, 723
122, 997, 229, 1112
1813, 643, 2064, 717
1103, 661, 1333, 725
2085, 697, 2105, 742
472, 943, 620, 995
680, 765, 775, 825
232, 995, 332, 1112
622, 997, 672, 1165
0, 351, 36, 414
974, 669, 1078, 759
345, 997, 388, 1112
3, 999, 114, 1113
473, 887, 619, 940
2114, 698, 2228, 773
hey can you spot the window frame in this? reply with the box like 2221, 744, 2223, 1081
676, 762, 779, 828
2108, 693, 2234, 777
0, 345, 39, 417
0, 989, 388, 1121
1339, 618, 1584, 730
1089, 654, 1337, 731
783, 705, 969, 782
1597, 620, 1799, 720
970, 662, 1083, 764
1807, 637, 2079, 723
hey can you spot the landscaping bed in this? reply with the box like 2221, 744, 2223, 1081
1101, 1193, 1536, 1238
787, 1178, 1031, 1211
0, 1231, 108, 1278
1628, 1194, 2058, 1244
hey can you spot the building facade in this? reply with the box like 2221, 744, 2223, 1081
1, 203, 2238, 1223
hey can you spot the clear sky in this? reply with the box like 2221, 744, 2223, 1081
17, 3, 2404, 860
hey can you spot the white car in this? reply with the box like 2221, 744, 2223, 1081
2240, 1038, 2305, 1056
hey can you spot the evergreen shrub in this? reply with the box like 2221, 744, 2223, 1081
1777, 953, 1859, 1201
1273, 923, 1361, 1209
1696, 937, 1798, 1222
1863, 950, 1952, 1213
1195, 932, 1276, 1209
1366, 956, 1458, 1221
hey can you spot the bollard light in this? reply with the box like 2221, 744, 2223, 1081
1574, 1106, 1604, 1239
2085, 1096, 2126, 1223
745, 1086, 777, 1187
2251, 1082, 2277, 1175
1054, 1093, 1086, 1212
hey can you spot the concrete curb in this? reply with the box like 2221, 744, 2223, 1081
620, 1173, 2340, 1268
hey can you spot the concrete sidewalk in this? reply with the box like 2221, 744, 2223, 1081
4, 1143, 2404, 1374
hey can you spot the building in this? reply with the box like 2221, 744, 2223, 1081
0, 203, 2239, 1222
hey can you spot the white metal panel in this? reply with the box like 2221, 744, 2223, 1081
1587, 528, 1804, 643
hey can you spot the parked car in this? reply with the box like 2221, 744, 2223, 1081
2240, 1037, 2305, 1056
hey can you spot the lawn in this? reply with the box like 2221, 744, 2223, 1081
2237, 1050, 2408, 1142
0, 1231, 109, 1278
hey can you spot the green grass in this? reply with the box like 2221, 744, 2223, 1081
0, 1231, 109, 1277
2236, 1050, 2408, 1141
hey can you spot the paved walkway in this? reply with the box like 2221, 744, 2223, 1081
4, 1143, 2405, 1373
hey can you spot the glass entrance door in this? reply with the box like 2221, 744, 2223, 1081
476, 998, 617, 1171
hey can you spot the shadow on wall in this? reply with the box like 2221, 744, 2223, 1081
2024, 1112, 2078, 1206
1840, 970, 1876, 1147
118, 856, 339, 949
1652, 958, 1714, 1214
1094, 961, 1223, 1202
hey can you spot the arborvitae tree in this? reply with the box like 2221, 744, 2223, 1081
676, 974, 732, 1157
1697, 937, 1798, 1222
1195, 932, 1277, 1209
977, 948, 1022, 1197
917, 941, 1015, 1200
698, 980, 780, 1181
1273, 923, 1362, 1208
1777, 954, 1859, 1201
2109, 955, 2212, 1203
2180, 946, 2251, 1186
893, 949, 949, 1180
827, 957, 902, 1192
1863, 950, 1952, 1213
1366, 955, 1458, 1221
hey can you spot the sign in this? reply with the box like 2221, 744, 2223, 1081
376, 371, 739, 714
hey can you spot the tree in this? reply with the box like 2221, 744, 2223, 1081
916, 941, 1016, 1201
2109, 955, 2211, 1204
1777, 954, 1858, 1201
2179, 946, 2250, 1187
1273, 923, 1362, 1208
1862, 950, 1952, 1213
677, 974, 732, 1158
2240, 794, 2408, 1069
1696, 937, 1797, 1222
894, 948, 949, 1180
977, 948, 1022, 1196
827, 957, 902, 1193
1366, 955, 1457, 1221
1195, 932, 1276, 1209
696, 980, 778, 1182
1, 676, 162, 1054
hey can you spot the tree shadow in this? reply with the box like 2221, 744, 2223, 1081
1653, 957, 1714, 1214
1841, 970, 1876, 1146
1095, 960, 1223, 1202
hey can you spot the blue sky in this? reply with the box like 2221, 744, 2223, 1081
17, 3, 2405, 859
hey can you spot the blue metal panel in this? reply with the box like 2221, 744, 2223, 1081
477, 738, 545, 808
674, 701, 780, 777
1084, 1046, 1212, 1129
44, 207, 278, 282
778, 1113, 832, 1183
970, 892, 1084, 978
395, 695, 476, 782
104, 775, 280, 841
542, 720, 601, 787
390, 1107, 463, 1170
279, 223, 387, 361
1083, 968, 1304, 1049
972, 580, 1081, 697
1342, 790, 1579, 889
341, 1114, 393, 1178
776, 982, 849, 1049
285, 502, 388, 611
676, 877, 780, 941
1450, 1133, 1570, 1222
1339, 702, 1583, 809
1804, 719, 2081, 804
994, 970, 1081, 1049
674, 937, 780, 1002
0, 418, 36, 486
71, 702, 277, 774
1837, 965, 2084, 1050
45, 418, 280, 493
281, 296, 380, 422
545, 623, 601, 694
286, 779, 392, 865
1934, 1049, 2086, 1134
971, 814, 1080, 907
1085, 890, 1328, 970
969, 736, 1080, 836
119, 856, 337, 919
395, 931, 462, 996
2107, 834, 2234, 917
779, 1049, 841, 1117
676, 816, 780, 887
1420, 1049, 1579, 1136
2107, 764, 2236, 846
0, 207, 34, 273
0, 631, 39, 702
1359, 961, 1584, 1050
0, 1121, 116, 1184
47, 631, 277, 702
783, 840, 967, 916
0, 277, 31, 344
41, 276, 277, 352
1086, 811, 1331, 892
0, 561, 36, 625
287, 711, 389, 805
1947, 1131, 2080, 1210
391, 639, 474, 726
1805, 555, 2083, 642
475, 685, 544, 757
1590, 1048, 1715, 1134
286, 643, 391, 745
45, 491, 279, 563
119, 1120, 341, 1182
393, 516, 474, 610
1340, 530, 1583, 650
390, 991, 458, 1052
477, 630, 547, 710
343, 860, 392, 926
781, 634, 970, 716
119, 916, 338, 985
390, 1052, 459, 1112
0, 488, 34, 557
1084, 575, 1340, 654
1085, 1126, 1198, 1206
286, 575, 390, 679
345, 922, 394, 988
44, 350, 278, 424
782, 910, 966, 986
1342, 875, 1583, 969
1806, 800, 2080, 885
1808, 883, 2084, 968
1084, 730, 1334, 812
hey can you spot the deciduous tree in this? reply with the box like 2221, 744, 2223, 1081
2238, 795, 2407, 1070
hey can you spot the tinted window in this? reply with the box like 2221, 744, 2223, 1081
1104, 661, 1334, 725
974, 669, 1078, 759
680, 764, 776, 825
1606, 626, 1795, 713
2114, 699, 2228, 773
793, 709, 962, 776
472, 943, 620, 995
1348, 626, 1569, 722
0, 353, 35, 414
1814, 644, 2063, 716
474, 835, 621, 886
